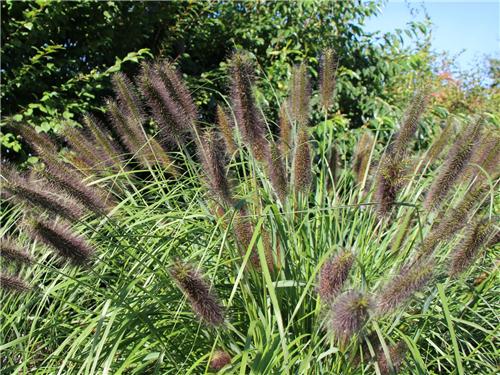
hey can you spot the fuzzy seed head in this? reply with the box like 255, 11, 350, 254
267, 142, 288, 202
376, 264, 433, 315
353, 131, 374, 185
317, 250, 354, 302
374, 152, 408, 216
229, 52, 269, 161
0, 273, 31, 293
279, 103, 292, 156
216, 105, 237, 155
210, 350, 231, 371
233, 209, 260, 268
288, 63, 311, 126
293, 127, 312, 192
330, 290, 372, 344
319, 48, 338, 110
392, 87, 429, 157
2, 166, 85, 222
425, 118, 456, 165
425, 117, 483, 211
199, 130, 234, 206
449, 219, 492, 277
29, 219, 94, 266
169, 261, 224, 326
0, 237, 33, 265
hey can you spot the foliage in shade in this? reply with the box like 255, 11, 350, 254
0, 273, 31, 293
209, 350, 232, 371
198, 129, 234, 206
449, 219, 492, 277
319, 48, 338, 110
229, 52, 269, 161
376, 263, 433, 315
28, 219, 95, 266
0, 237, 33, 265
424, 117, 482, 210
169, 261, 224, 327
317, 250, 354, 301
329, 290, 372, 344
293, 127, 312, 192
288, 63, 311, 126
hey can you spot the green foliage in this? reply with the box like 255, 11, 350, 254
2, 0, 429, 159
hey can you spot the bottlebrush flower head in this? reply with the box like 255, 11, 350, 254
288, 62, 311, 126
279, 103, 292, 157
431, 182, 488, 242
198, 129, 234, 206
374, 151, 408, 217
82, 114, 124, 169
216, 104, 237, 155
169, 261, 225, 327
392, 87, 430, 158
209, 350, 231, 371
317, 250, 354, 302
319, 48, 338, 110
267, 141, 288, 202
376, 263, 433, 315
0, 237, 33, 265
2, 165, 85, 222
229, 52, 269, 161
0, 273, 31, 293
156, 61, 197, 128
138, 61, 196, 144
112, 72, 146, 126
329, 290, 372, 344
28, 219, 95, 266
449, 218, 492, 277
293, 127, 312, 192
424, 116, 482, 211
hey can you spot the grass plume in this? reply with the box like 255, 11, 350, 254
169, 261, 224, 327
230, 52, 269, 161
28, 219, 95, 266
424, 117, 482, 210
319, 48, 338, 110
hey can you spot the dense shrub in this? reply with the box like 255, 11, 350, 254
1, 0, 429, 160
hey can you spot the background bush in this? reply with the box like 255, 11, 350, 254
2, 0, 432, 161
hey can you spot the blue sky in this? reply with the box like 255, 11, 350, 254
364, 0, 500, 71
